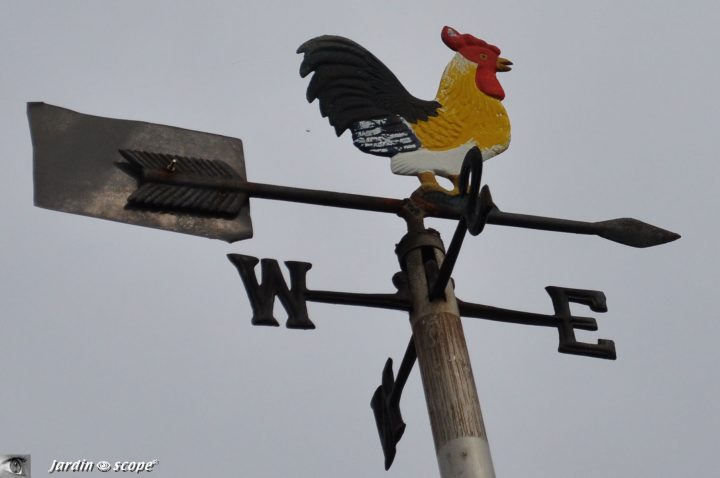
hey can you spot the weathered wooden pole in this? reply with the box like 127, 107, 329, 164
397, 204, 495, 478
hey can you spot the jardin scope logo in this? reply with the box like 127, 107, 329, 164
47, 459, 158, 474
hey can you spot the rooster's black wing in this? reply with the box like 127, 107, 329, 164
298, 35, 440, 157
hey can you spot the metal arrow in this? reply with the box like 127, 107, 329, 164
120, 149, 680, 248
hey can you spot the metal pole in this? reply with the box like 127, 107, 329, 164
397, 204, 495, 478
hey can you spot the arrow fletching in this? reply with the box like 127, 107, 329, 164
120, 150, 247, 217
594, 218, 680, 248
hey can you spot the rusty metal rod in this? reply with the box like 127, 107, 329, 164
140, 166, 680, 247
429, 218, 468, 300
304, 289, 598, 330
232, 181, 679, 248
389, 338, 417, 407
236, 180, 405, 214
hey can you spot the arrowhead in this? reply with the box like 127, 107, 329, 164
595, 218, 680, 248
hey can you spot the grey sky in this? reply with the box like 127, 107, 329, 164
1, 1, 718, 477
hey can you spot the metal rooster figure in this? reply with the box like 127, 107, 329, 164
28, 24, 681, 478
298, 26, 512, 194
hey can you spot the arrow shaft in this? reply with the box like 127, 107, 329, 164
139, 168, 407, 215
137, 164, 678, 247
239, 181, 602, 236
486, 209, 598, 235
235, 180, 406, 215
236, 182, 615, 241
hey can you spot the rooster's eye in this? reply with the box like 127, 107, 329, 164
479, 53, 488, 61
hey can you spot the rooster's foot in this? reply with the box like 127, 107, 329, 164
447, 174, 461, 195
417, 172, 459, 196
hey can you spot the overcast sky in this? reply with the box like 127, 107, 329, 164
1, 1, 718, 477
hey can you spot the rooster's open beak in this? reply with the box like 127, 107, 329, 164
496, 57, 513, 72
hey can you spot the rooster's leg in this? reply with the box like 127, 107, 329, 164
448, 174, 461, 196
417, 172, 445, 193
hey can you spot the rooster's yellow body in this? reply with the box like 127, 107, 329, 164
414, 55, 510, 154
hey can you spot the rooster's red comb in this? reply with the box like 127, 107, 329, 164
441, 26, 501, 55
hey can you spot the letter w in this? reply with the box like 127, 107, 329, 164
227, 254, 315, 329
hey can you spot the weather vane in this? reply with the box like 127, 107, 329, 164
29, 26, 679, 478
